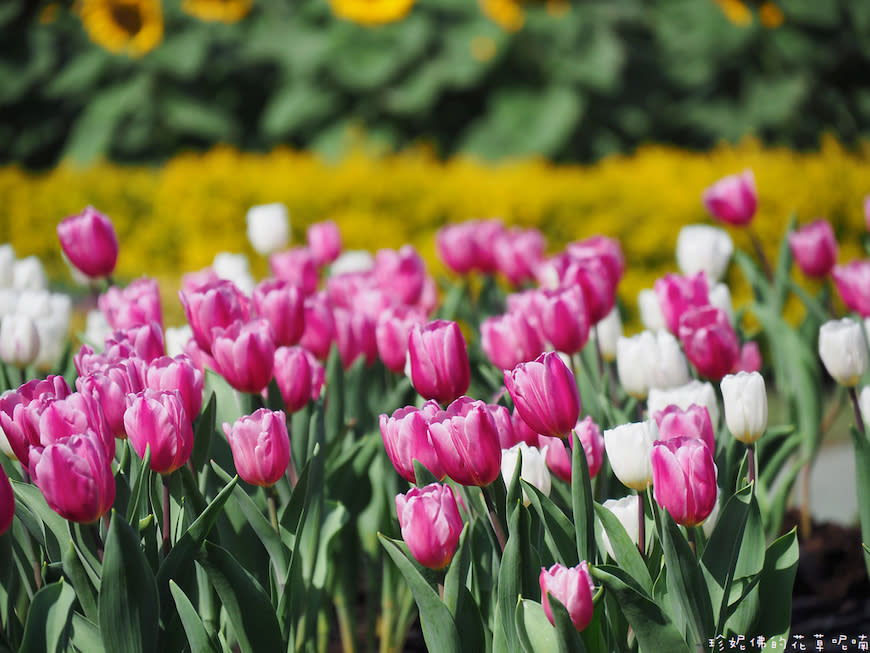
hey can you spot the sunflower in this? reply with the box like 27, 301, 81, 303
77, 0, 163, 57
181, 0, 253, 23
329, 0, 417, 26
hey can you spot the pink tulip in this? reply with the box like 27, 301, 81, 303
733, 341, 762, 374
480, 312, 544, 371
38, 392, 115, 459
273, 346, 324, 413
375, 305, 427, 374
506, 290, 544, 333
566, 235, 625, 287
379, 405, 445, 483
653, 404, 715, 453
702, 169, 758, 226
679, 306, 740, 381
651, 436, 717, 527
539, 562, 595, 631
540, 416, 604, 482
299, 293, 336, 360
105, 322, 165, 363
77, 359, 146, 437
270, 247, 319, 296
98, 278, 163, 330
181, 266, 220, 295
124, 390, 193, 475
307, 221, 342, 266
654, 272, 710, 335
832, 260, 870, 317
788, 219, 837, 278
537, 286, 590, 355
408, 320, 470, 405
326, 272, 375, 311
57, 206, 118, 279
511, 406, 541, 447
28, 433, 115, 523
489, 403, 518, 450
0, 464, 13, 535
436, 219, 504, 275
144, 355, 204, 421
253, 279, 305, 347
427, 396, 501, 487
559, 256, 616, 324
396, 483, 463, 570
332, 307, 377, 369
492, 227, 546, 286
179, 279, 252, 353
0, 376, 72, 462
374, 245, 427, 306
222, 409, 290, 487
211, 319, 276, 394
504, 352, 581, 439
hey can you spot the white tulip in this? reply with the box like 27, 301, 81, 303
33, 294, 71, 368
16, 289, 52, 319
600, 495, 639, 558
592, 307, 622, 362
648, 380, 720, 426
0, 289, 18, 317
83, 310, 112, 349
603, 420, 658, 491
0, 244, 15, 288
329, 250, 374, 277
818, 318, 868, 387
12, 256, 47, 291
720, 371, 768, 444
0, 314, 40, 367
638, 289, 666, 331
648, 330, 691, 390
617, 331, 656, 399
708, 283, 735, 324
246, 203, 289, 256
501, 442, 551, 505
165, 325, 194, 358
213, 252, 255, 295
676, 224, 733, 282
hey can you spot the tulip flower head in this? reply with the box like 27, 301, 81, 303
395, 483, 463, 570
380, 405, 445, 483
654, 272, 710, 335
273, 346, 324, 413
702, 169, 758, 226
408, 320, 470, 405
270, 248, 319, 296
252, 279, 305, 347
648, 380, 720, 427
144, 354, 204, 422
678, 306, 740, 381
223, 409, 291, 487
653, 403, 716, 453
179, 279, 252, 353
720, 371, 768, 444
0, 314, 40, 367
536, 286, 590, 355
651, 436, 718, 527
501, 441, 551, 504
539, 562, 595, 631
492, 227, 546, 286
504, 352, 581, 439
481, 311, 544, 371
211, 319, 276, 394
818, 318, 868, 387
307, 220, 342, 266
676, 224, 734, 282
591, 307, 622, 362
788, 219, 838, 279
603, 420, 658, 491
246, 203, 289, 256
832, 261, 870, 317
124, 389, 194, 475
600, 496, 639, 558
427, 397, 501, 487
57, 206, 119, 279
99, 278, 163, 330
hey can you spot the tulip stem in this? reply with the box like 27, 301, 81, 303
162, 476, 171, 556
637, 491, 645, 558
19, 367, 26, 387
267, 486, 280, 533
482, 486, 506, 552
746, 444, 756, 489
849, 386, 866, 435
748, 228, 774, 283
92, 522, 104, 562
593, 326, 605, 379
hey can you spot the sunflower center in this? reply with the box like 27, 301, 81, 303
110, 2, 144, 36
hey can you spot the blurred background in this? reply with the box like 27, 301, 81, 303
1, 0, 869, 319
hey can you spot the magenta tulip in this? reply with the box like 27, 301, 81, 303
480, 312, 544, 371
539, 562, 595, 631
124, 390, 194, 474
375, 305, 427, 374
395, 483, 463, 570
380, 406, 445, 483
98, 278, 163, 330
436, 219, 504, 275
76, 359, 146, 437
678, 306, 740, 381
144, 355, 204, 421
492, 227, 546, 286
0, 464, 13, 535
307, 220, 342, 266
332, 307, 377, 369
374, 245, 427, 306
273, 346, 324, 413
299, 293, 336, 360
537, 286, 590, 355
566, 235, 625, 287
408, 320, 470, 405
179, 279, 252, 353
653, 403, 715, 453
559, 256, 616, 324
733, 341, 762, 374
651, 436, 717, 527
655, 272, 710, 335
253, 279, 305, 347
28, 432, 115, 523
489, 403, 518, 450
222, 409, 290, 487
511, 406, 541, 447
57, 206, 118, 279
427, 397, 501, 487
702, 169, 758, 226
38, 392, 115, 459
105, 321, 165, 363
832, 260, 870, 317
270, 247, 319, 296
211, 319, 276, 394
788, 219, 837, 279
0, 376, 72, 462
540, 416, 604, 482
504, 352, 581, 439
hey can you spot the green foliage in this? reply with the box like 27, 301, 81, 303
2, 0, 869, 167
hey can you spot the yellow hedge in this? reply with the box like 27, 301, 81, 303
2, 136, 868, 328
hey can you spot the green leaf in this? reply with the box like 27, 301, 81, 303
18, 579, 76, 653
589, 565, 691, 653
197, 542, 284, 653
68, 614, 105, 653
191, 391, 216, 472
161, 93, 237, 141
62, 539, 98, 622
11, 481, 70, 560
594, 503, 651, 594
99, 512, 160, 653
169, 580, 219, 653
547, 593, 588, 653
754, 529, 799, 639
850, 425, 870, 580
125, 444, 151, 524
442, 525, 486, 653
261, 82, 335, 138
571, 431, 595, 563
379, 535, 462, 653
516, 599, 558, 653
324, 347, 345, 443
523, 481, 578, 567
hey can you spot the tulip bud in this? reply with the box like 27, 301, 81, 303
603, 420, 658, 491
179, 279, 251, 353
395, 483, 463, 570
306, 220, 342, 266
487, 403, 518, 450
144, 355, 204, 421
492, 227, 546, 286
733, 341, 762, 374
223, 409, 290, 487
436, 222, 480, 275
428, 396, 501, 486
38, 392, 114, 459
105, 322, 165, 363
98, 277, 163, 330
501, 442, 551, 504
253, 279, 305, 347
560, 257, 616, 325
832, 261, 870, 317
654, 272, 709, 335
537, 287, 590, 355
408, 320, 470, 405
702, 169, 758, 226
788, 219, 837, 279
376, 305, 426, 374
13, 256, 47, 291
481, 312, 544, 371
332, 307, 377, 369
504, 352, 581, 439
720, 371, 768, 444
539, 562, 595, 631
330, 250, 374, 277
540, 417, 604, 483
380, 406, 445, 483
246, 203, 289, 256
818, 318, 868, 387
653, 403, 716, 453
273, 346, 324, 413
567, 236, 625, 288
299, 293, 335, 360
28, 433, 115, 523
211, 319, 276, 394
679, 306, 740, 381
213, 252, 255, 295
591, 307, 622, 362
616, 330, 690, 399
0, 376, 71, 461
651, 437, 718, 527
648, 380, 720, 427
600, 496, 639, 558
124, 390, 193, 475
374, 245, 427, 307
0, 314, 40, 367
708, 283, 735, 325
57, 206, 119, 279
676, 224, 734, 282
0, 464, 12, 535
